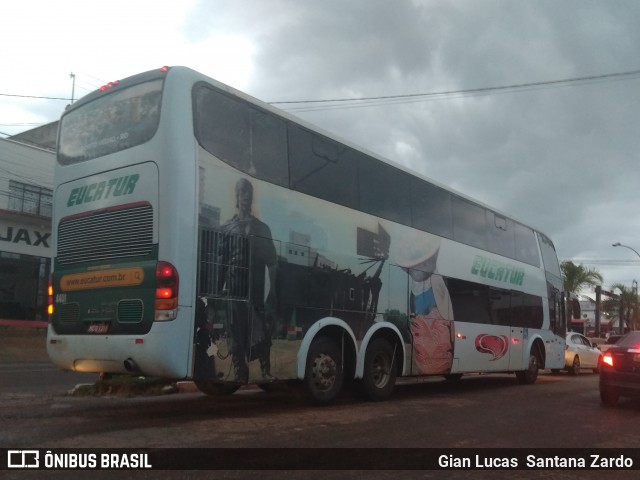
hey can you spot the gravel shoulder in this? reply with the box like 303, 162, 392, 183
0, 325, 50, 363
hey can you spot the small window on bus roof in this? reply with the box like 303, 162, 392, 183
58, 79, 163, 164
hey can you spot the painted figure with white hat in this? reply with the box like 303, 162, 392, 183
395, 232, 454, 375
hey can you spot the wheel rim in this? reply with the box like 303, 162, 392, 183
371, 352, 391, 389
311, 352, 337, 391
530, 355, 538, 376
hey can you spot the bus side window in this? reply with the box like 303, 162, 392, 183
193, 85, 288, 188
452, 197, 487, 250
359, 159, 412, 225
410, 179, 453, 239
486, 211, 515, 259
514, 223, 540, 267
248, 110, 288, 187
288, 125, 359, 210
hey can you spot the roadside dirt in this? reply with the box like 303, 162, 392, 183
0, 325, 179, 395
0, 325, 49, 363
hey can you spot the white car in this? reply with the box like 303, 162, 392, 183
564, 332, 602, 375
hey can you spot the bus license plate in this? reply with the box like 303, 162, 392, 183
87, 322, 110, 334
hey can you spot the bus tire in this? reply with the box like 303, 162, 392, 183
359, 338, 396, 401
515, 351, 539, 385
304, 336, 344, 405
194, 379, 240, 396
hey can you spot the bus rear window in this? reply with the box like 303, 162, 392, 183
58, 79, 163, 164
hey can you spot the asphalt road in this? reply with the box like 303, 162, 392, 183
0, 362, 98, 395
2, 368, 640, 480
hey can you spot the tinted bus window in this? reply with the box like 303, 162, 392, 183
490, 287, 512, 325
410, 179, 453, 238
511, 291, 544, 328
59, 80, 163, 164
289, 125, 359, 210
359, 159, 412, 225
193, 85, 288, 187
537, 232, 561, 279
452, 197, 487, 250
486, 211, 515, 259
447, 279, 492, 324
515, 222, 540, 267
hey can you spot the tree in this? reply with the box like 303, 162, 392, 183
606, 283, 638, 332
560, 261, 603, 294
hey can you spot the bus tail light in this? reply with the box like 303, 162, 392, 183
48, 275, 54, 318
155, 261, 179, 321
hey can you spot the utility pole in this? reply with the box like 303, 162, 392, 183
634, 279, 638, 330
595, 285, 601, 337
70, 72, 76, 104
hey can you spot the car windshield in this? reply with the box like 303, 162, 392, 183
616, 332, 640, 348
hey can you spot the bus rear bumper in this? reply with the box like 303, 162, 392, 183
46, 312, 192, 379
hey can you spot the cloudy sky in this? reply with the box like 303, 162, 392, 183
2, 0, 640, 295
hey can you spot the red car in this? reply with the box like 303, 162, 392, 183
599, 331, 640, 407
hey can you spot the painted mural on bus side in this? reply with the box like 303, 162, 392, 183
193, 161, 457, 385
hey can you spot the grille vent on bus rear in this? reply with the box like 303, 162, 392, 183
57, 204, 153, 265
117, 299, 144, 323
59, 303, 80, 323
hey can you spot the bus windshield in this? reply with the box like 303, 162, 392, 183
58, 79, 163, 164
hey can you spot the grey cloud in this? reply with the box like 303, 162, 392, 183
186, 0, 640, 287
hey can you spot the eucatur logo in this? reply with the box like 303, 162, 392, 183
7, 450, 39, 468
67, 174, 139, 207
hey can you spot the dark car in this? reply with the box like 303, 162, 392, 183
600, 334, 624, 351
599, 331, 640, 407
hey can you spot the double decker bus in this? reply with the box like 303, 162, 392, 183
47, 66, 566, 403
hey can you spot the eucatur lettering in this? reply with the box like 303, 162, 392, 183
67, 174, 139, 207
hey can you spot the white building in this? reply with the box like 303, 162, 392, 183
0, 134, 54, 320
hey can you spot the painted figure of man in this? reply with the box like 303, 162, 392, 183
218, 178, 278, 382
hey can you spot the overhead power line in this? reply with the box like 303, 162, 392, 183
0, 93, 71, 101
2, 67, 640, 111
563, 259, 640, 266
269, 68, 640, 111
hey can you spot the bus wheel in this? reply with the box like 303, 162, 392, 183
359, 338, 396, 401
194, 379, 240, 396
304, 336, 344, 405
515, 351, 539, 385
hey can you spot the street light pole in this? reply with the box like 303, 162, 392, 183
612, 242, 640, 332
634, 280, 639, 331
612, 242, 640, 259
